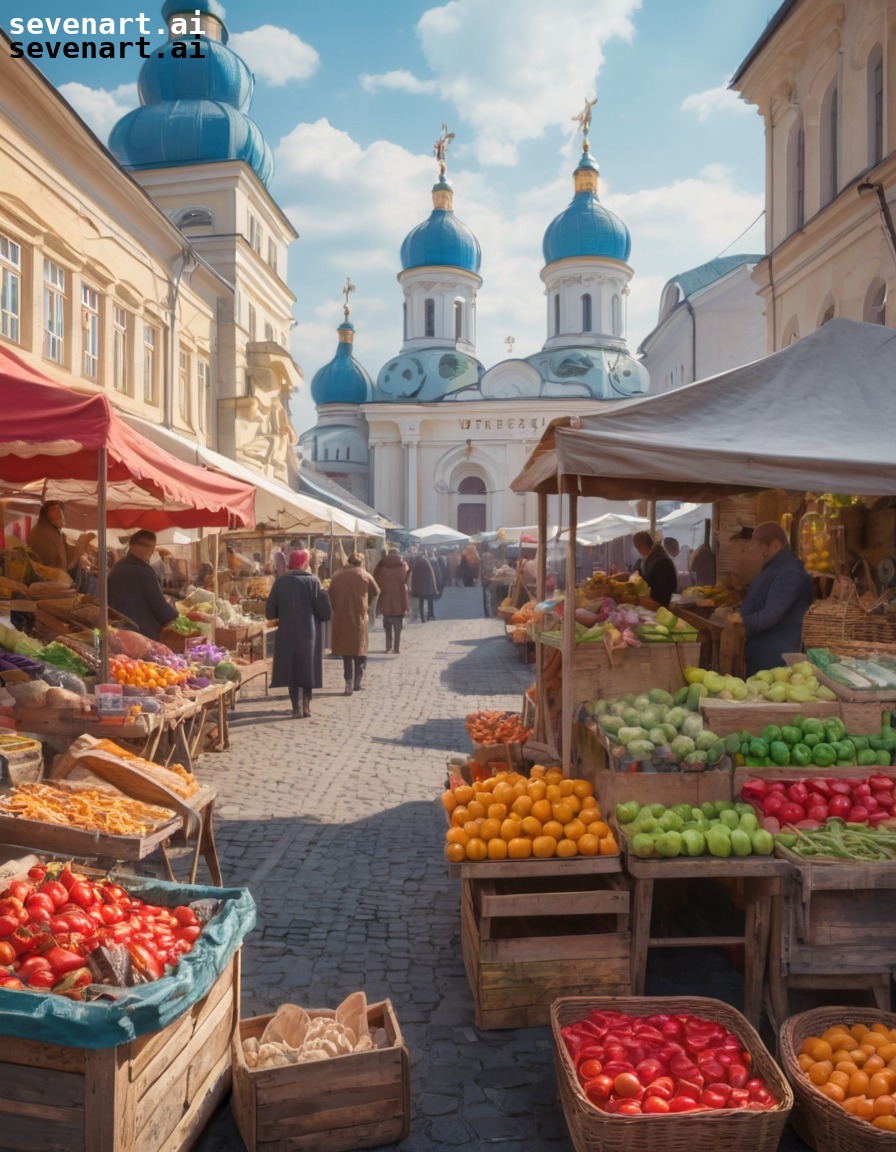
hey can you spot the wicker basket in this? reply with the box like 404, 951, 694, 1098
551, 995, 793, 1152
779, 1006, 896, 1151
802, 584, 896, 649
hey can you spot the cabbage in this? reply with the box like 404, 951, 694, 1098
694, 731, 719, 751
633, 694, 651, 711
600, 715, 625, 735
670, 734, 696, 757
626, 739, 655, 759
648, 727, 668, 746
622, 707, 642, 727
663, 707, 689, 730
649, 688, 673, 706
681, 714, 704, 739
618, 726, 649, 746
660, 723, 678, 742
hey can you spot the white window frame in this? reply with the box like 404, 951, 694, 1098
0, 235, 21, 344
43, 258, 65, 364
248, 303, 257, 341
179, 348, 191, 423
248, 214, 262, 254
197, 356, 210, 431
82, 284, 100, 378
143, 324, 157, 403
112, 304, 128, 392
266, 238, 278, 274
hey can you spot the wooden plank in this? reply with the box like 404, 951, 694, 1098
0, 809, 181, 860
83, 1044, 134, 1152
449, 853, 620, 879
0, 1035, 86, 1074
0, 1100, 85, 1151
699, 696, 840, 736
478, 886, 628, 919
0, 1060, 84, 1108
153, 1049, 231, 1152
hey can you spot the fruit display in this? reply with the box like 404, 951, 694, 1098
681, 584, 738, 608
560, 1007, 781, 1114
110, 655, 193, 690
465, 710, 530, 745
0, 782, 176, 835
684, 662, 838, 703
585, 688, 726, 767
806, 647, 896, 692
634, 606, 698, 644
441, 767, 618, 862
741, 773, 896, 831
794, 1020, 896, 1129
616, 800, 775, 859
580, 571, 648, 604
539, 600, 696, 649
729, 716, 895, 768
799, 504, 835, 575
0, 860, 208, 997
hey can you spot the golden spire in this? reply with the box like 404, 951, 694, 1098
572, 96, 598, 152
342, 275, 355, 320
433, 123, 455, 176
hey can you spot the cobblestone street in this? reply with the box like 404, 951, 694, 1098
194, 584, 807, 1152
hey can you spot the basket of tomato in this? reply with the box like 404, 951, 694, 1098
552, 995, 792, 1152
780, 1006, 896, 1149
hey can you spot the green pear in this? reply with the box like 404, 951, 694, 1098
732, 684, 749, 700
765, 683, 788, 702
771, 666, 791, 683
792, 661, 814, 678
755, 670, 774, 684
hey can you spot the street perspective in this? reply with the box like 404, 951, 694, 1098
3, 0, 896, 1150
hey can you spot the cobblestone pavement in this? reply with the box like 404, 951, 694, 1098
193, 585, 809, 1152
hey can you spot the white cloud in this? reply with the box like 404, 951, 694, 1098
681, 81, 750, 122
58, 82, 138, 144
229, 25, 319, 87
360, 69, 436, 96
410, 0, 642, 165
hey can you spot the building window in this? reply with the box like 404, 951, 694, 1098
820, 82, 838, 206
112, 305, 128, 392
266, 238, 278, 275
0, 234, 21, 344
864, 280, 887, 324
43, 258, 65, 364
248, 303, 257, 341
454, 300, 463, 341
820, 304, 835, 326
424, 298, 435, 338
175, 206, 213, 233
264, 321, 274, 343
143, 324, 157, 403
82, 285, 100, 378
582, 293, 592, 332
197, 357, 209, 431
178, 348, 191, 423
248, 214, 261, 254
345, 446, 350, 461
554, 293, 560, 335
869, 47, 884, 167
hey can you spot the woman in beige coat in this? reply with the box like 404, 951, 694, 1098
327, 555, 380, 695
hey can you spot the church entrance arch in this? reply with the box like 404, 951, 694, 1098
456, 475, 486, 536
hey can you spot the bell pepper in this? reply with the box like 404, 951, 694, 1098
780, 725, 801, 746
749, 738, 769, 759
769, 741, 790, 766
801, 718, 825, 738
824, 717, 846, 744
811, 742, 836, 768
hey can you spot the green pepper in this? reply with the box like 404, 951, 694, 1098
769, 741, 790, 766
724, 733, 742, 757
833, 741, 856, 765
790, 742, 812, 766
761, 724, 782, 743
824, 716, 846, 744
851, 736, 870, 752
811, 742, 836, 767
857, 749, 879, 767
744, 756, 769, 768
749, 738, 769, 758
802, 718, 825, 738
780, 725, 802, 746
803, 731, 821, 748
877, 750, 892, 767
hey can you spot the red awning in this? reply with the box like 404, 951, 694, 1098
0, 345, 256, 530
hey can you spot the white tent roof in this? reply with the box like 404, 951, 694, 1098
512, 320, 896, 500
410, 523, 469, 543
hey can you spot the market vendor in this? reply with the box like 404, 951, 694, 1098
27, 500, 93, 578
632, 531, 677, 608
733, 521, 813, 675
107, 530, 179, 640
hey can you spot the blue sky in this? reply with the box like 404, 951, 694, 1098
5, 0, 779, 434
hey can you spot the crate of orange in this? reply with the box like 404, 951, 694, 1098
442, 767, 629, 1030
779, 1007, 896, 1149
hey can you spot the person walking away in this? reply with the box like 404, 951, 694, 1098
447, 548, 461, 587
373, 548, 409, 653
107, 530, 179, 640
461, 541, 480, 586
409, 553, 439, 622
631, 531, 678, 609
328, 554, 380, 695
732, 521, 813, 676
266, 549, 332, 718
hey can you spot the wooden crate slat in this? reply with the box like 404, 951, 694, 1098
254, 1051, 405, 1110
0, 1099, 85, 1152
477, 885, 628, 920
478, 929, 630, 965
0, 1057, 85, 1105
257, 1092, 405, 1140
140, 1048, 231, 1152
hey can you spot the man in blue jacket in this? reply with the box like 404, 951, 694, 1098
737, 521, 813, 675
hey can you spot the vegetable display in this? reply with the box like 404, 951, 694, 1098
730, 717, 895, 769
778, 821, 896, 861
795, 1020, 896, 1130
465, 710, 531, 745
684, 662, 837, 704
617, 800, 774, 860
561, 1007, 780, 1115
806, 647, 896, 692
38, 641, 90, 678
0, 861, 207, 997
110, 656, 193, 689
586, 688, 726, 766
741, 773, 896, 830
442, 767, 617, 861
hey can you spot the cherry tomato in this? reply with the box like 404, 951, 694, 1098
641, 1094, 670, 1113
613, 1073, 644, 1100
0, 915, 19, 938
6, 881, 33, 904
577, 1058, 603, 1081
583, 1074, 614, 1104
26, 865, 46, 882
99, 904, 125, 926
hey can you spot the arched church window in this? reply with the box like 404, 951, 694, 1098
582, 294, 592, 332
458, 476, 486, 495
864, 279, 887, 324
819, 303, 835, 326
454, 300, 463, 340
425, 298, 435, 338
554, 294, 560, 336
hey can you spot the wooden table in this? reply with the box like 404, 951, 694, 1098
13, 707, 168, 760
625, 851, 791, 1028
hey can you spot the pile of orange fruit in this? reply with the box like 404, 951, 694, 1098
441, 766, 618, 862
110, 656, 192, 691
797, 1021, 896, 1130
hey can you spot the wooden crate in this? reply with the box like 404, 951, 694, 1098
699, 696, 841, 737
0, 952, 238, 1152
231, 1000, 410, 1152
461, 868, 632, 1030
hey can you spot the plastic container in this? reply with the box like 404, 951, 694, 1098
94, 683, 125, 716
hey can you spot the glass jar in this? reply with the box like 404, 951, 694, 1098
798, 502, 834, 574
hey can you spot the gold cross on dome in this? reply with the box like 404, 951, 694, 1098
342, 275, 355, 318
434, 123, 455, 173
572, 96, 598, 141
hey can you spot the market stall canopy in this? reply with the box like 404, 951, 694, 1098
561, 503, 711, 546
126, 417, 384, 537
511, 320, 896, 501
0, 346, 255, 530
410, 523, 470, 544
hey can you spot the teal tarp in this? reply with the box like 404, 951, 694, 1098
0, 876, 255, 1048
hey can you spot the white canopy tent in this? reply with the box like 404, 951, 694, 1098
560, 503, 712, 546
410, 523, 470, 544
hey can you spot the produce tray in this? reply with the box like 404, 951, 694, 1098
552, 995, 793, 1152
733, 763, 896, 799
0, 802, 182, 860
448, 854, 621, 879
779, 1006, 896, 1151
699, 697, 841, 736
783, 651, 896, 704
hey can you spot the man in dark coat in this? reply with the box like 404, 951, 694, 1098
373, 548, 410, 654
107, 530, 178, 640
737, 521, 813, 676
408, 553, 438, 622
265, 549, 332, 718
632, 531, 678, 609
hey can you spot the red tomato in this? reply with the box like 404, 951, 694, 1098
39, 881, 68, 910
601, 1061, 636, 1079
641, 1094, 670, 1114
613, 1073, 644, 1100
746, 1079, 773, 1104
0, 915, 19, 938
175, 925, 200, 945
0, 941, 14, 965
700, 1088, 729, 1109
612, 1100, 642, 1115
0, 975, 24, 990
669, 1055, 702, 1082
583, 1075, 614, 1104
99, 904, 125, 926
668, 1097, 706, 1113
635, 1058, 665, 1084
578, 1058, 603, 1081
24, 893, 55, 921
603, 1044, 628, 1063
727, 1063, 748, 1089
59, 867, 87, 892
27, 968, 58, 989
6, 881, 32, 904
173, 905, 198, 927
644, 1076, 675, 1101
697, 1058, 725, 1082
17, 955, 51, 978
674, 1079, 704, 1102
727, 1088, 750, 1108
102, 884, 129, 902
68, 881, 96, 910
26, 865, 46, 882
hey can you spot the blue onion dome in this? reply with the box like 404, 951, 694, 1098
400, 173, 481, 274
109, 1, 274, 186
311, 320, 373, 406
542, 144, 631, 264
162, 0, 228, 41
139, 39, 252, 109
